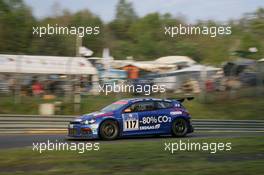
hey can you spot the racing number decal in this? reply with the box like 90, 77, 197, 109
122, 113, 139, 131
126, 120, 137, 129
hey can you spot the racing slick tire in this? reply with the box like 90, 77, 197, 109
172, 118, 188, 137
99, 120, 119, 140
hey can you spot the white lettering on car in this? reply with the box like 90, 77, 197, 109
140, 116, 171, 125
170, 111, 182, 115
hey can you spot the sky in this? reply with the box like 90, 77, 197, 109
24, 0, 264, 23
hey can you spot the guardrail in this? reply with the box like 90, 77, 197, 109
0, 115, 263, 134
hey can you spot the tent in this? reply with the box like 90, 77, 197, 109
146, 64, 221, 91
167, 64, 221, 75
155, 56, 196, 66
223, 58, 256, 76
0, 54, 97, 75
258, 58, 264, 62
144, 64, 221, 79
112, 60, 175, 72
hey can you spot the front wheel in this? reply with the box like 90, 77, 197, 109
172, 118, 188, 137
99, 120, 119, 140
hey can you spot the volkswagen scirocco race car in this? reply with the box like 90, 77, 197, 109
68, 98, 194, 140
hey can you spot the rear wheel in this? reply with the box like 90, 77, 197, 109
172, 118, 188, 137
99, 120, 119, 140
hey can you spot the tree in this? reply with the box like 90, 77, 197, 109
109, 0, 138, 40
0, 0, 36, 54
115, 0, 137, 22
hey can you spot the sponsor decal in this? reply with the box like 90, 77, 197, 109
122, 113, 139, 131
170, 111, 183, 115
114, 100, 128, 104
139, 124, 160, 130
90, 124, 99, 130
140, 116, 171, 124
122, 115, 171, 131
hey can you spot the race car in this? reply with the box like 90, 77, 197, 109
68, 98, 194, 140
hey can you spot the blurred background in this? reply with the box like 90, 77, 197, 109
0, 0, 264, 118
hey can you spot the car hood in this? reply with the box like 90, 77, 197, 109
76, 111, 114, 121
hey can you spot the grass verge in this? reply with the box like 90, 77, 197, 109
0, 136, 263, 175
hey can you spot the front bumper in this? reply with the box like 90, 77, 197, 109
68, 123, 99, 139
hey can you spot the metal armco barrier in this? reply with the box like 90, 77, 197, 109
0, 115, 264, 134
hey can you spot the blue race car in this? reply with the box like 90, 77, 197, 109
68, 98, 194, 140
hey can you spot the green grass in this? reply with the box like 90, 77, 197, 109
185, 97, 264, 120
0, 92, 264, 120
0, 136, 263, 175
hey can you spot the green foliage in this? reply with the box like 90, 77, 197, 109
116, 0, 137, 22
0, 0, 263, 63
0, 0, 36, 54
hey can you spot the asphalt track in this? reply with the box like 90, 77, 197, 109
0, 132, 263, 149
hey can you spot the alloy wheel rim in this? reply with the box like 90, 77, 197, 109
175, 120, 185, 133
103, 123, 115, 137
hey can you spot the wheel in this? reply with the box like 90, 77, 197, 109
99, 120, 119, 140
172, 118, 188, 137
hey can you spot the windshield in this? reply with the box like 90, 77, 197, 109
101, 100, 128, 112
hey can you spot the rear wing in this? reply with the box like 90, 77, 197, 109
168, 97, 194, 103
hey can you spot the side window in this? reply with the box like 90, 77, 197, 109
125, 101, 155, 112
156, 101, 173, 109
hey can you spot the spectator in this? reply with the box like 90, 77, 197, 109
205, 79, 214, 92
32, 80, 44, 96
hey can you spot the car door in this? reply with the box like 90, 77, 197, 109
122, 101, 161, 136
154, 101, 174, 133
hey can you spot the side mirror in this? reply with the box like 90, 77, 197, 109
124, 108, 132, 113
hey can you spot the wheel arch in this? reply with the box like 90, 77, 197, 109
98, 117, 121, 137
171, 115, 190, 123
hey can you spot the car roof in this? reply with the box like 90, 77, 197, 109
121, 98, 173, 103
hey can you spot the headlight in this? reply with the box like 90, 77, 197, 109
83, 119, 96, 125
88, 119, 96, 124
